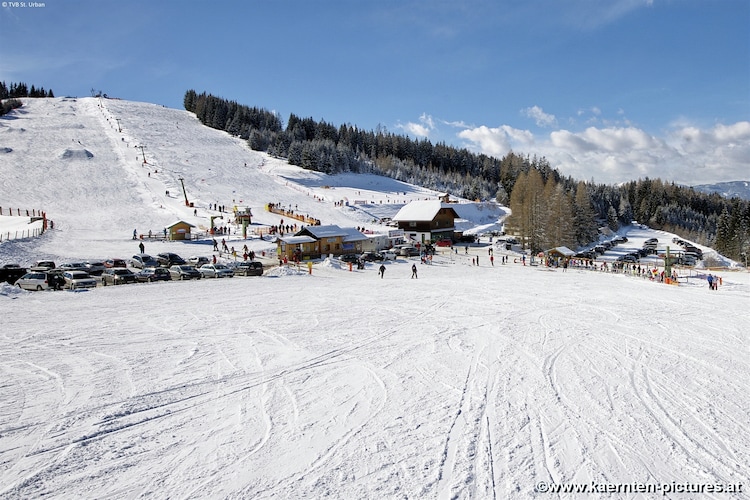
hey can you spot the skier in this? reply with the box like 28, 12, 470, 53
379, 264, 386, 279
411, 264, 418, 279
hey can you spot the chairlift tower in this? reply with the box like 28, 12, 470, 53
137, 145, 147, 164
178, 176, 190, 207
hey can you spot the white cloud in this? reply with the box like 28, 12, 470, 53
521, 105, 557, 127
397, 113, 436, 138
457, 120, 750, 185
457, 125, 534, 157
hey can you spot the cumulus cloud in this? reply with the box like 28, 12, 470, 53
456, 120, 750, 185
397, 113, 436, 138
521, 105, 557, 127
457, 125, 534, 157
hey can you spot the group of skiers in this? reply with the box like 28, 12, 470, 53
706, 273, 721, 290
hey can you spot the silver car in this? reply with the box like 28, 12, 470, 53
199, 263, 234, 278
63, 271, 98, 290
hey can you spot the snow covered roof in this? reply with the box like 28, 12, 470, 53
297, 224, 366, 241
278, 235, 317, 244
165, 220, 196, 229
392, 200, 459, 222
547, 246, 576, 257
299, 225, 348, 238
340, 227, 368, 243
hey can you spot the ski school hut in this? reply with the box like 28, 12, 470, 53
545, 246, 575, 265
276, 225, 368, 260
166, 220, 196, 241
392, 200, 460, 245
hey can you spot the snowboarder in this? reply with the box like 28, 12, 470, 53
379, 264, 386, 278
411, 264, 418, 279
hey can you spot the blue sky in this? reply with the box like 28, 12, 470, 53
1, 0, 748, 185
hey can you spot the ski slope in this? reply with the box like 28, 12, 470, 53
0, 98, 748, 499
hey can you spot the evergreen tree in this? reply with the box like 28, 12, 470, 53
574, 182, 599, 246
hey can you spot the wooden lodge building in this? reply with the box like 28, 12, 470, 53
276, 225, 368, 261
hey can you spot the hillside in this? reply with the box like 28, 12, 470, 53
692, 181, 750, 201
1, 99, 748, 499
0, 97, 504, 263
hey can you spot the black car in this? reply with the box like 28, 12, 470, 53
338, 254, 360, 263
360, 252, 384, 262
101, 268, 137, 285
234, 261, 263, 276
157, 252, 186, 267
136, 267, 172, 282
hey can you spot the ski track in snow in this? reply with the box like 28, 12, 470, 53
0, 98, 748, 499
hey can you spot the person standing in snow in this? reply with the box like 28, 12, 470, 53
411, 264, 418, 279
138, 241, 145, 254
707, 274, 714, 289
379, 264, 386, 278
133, 229, 137, 240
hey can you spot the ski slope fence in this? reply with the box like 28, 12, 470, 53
0, 227, 44, 242
0, 207, 48, 243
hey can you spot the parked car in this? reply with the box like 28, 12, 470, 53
63, 271, 98, 290
399, 246, 420, 257
104, 258, 128, 268
0, 264, 27, 285
131, 254, 158, 269
188, 256, 210, 267
136, 267, 172, 282
360, 252, 384, 262
30, 260, 56, 271
234, 261, 263, 276
15, 271, 52, 291
101, 268, 137, 285
338, 254, 360, 263
84, 261, 107, 276
379, 250, 397, 261
199, 263, 234, 278
157, 253, 186, 267
169, 265, 201, 280
59, 262, 89, 272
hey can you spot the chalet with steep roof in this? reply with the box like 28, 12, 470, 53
392, 200, 460, 244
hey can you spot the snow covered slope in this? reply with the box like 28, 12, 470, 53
1, 99, 748, 499
0, 97, 461, 263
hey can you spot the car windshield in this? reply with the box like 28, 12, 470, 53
114, 269, 131, 275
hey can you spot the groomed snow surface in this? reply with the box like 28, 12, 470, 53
1, 98, 748, 499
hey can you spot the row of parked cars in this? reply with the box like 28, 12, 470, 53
574, 236, 630, 260
9, 254, 264, 291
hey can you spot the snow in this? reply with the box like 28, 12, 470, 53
1, 98, 749, 498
